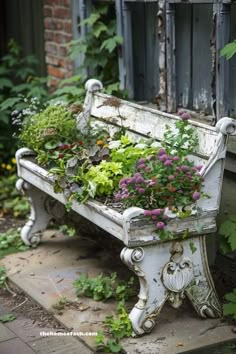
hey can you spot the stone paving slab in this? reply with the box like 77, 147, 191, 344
0, 337, 36, 354
0, 322, 16, 342
28, 335, 92, 354
2, 230, 236, 353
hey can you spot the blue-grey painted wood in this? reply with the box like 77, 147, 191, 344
166, 2, 176, 112
175, 5, 192, 109
192, 4, 212, 113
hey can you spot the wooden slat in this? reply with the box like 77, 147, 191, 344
175, 4, 192, 109
192, 4, 212, 113
229, 4, 236, 117
91, 92, 218, 158
166, 2, 176, 112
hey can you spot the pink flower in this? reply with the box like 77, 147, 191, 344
181, 165, 189, 172
172, 156, 179, 161
136, 176, 145, 183
197, 165, 203, 171
152, 209, 162, 216
145, 167, 152, 172
115, 194, 122, 201
138, 188, 145, 194
158, 148, 166, 156
152, 215, 158, 221
168, 175, 175, 181
164, 160, 172, 166
138, 158, 146, 164
156, 222, 165, 230
144, 210, 152, 217
192, 191, 200, 200
181, 112, 191, 121
137, 163, 146, 169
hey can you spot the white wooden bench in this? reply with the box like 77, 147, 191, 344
16, 79, 236, 335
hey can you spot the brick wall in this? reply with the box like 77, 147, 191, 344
43, 0, 74, 89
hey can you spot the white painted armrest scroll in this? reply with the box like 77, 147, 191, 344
16, 147, 35, 175
201, 117, 236, 177
122, 207, 144, 244
76, 79, 103, 134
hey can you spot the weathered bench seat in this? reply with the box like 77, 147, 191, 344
16, 79, 236, 335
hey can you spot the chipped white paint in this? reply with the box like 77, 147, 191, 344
16, 79, 236, 335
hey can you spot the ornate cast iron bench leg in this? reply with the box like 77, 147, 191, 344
16, 179, 52, 246
121, 236, 222, 336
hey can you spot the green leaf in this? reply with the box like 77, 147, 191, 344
0, 314, 16, 323
100, 36, 123, 53
0, 97, 22, 111
107, 339, 122, 353
0, 78, 13, 89
225, 291, 236, 304
93, 22, 108, 38
223, 303, 236, 317
82, 13, 100, 26
220, 41, 236, 60
189, 241, 197, 254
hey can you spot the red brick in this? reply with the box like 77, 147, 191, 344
63, 21, 72, 33
45, 55, 60, 65
45, 42, 58, 55
48, 65, 66, 78
53, 7, 71, 19
44, 17, 56, 30
55, 20, 64, 30
44, 30, 54, 41
44, 5, 53, 17
63, 0, 72, 8
58, 45, 68, 56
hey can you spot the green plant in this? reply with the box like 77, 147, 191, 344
223, 288, 236, 320
19, 105, 78, 163
0, 314, 16, 323
221, 40, 236, 60
73, 272, 135, 302
115, 115, 203, 239
58, 224, 76, 237
218, 214, 236, 254
96, 304, 132, 353
0, 39, 48, 163
67, 2, 123, 96
0, 229, 28, 257
0, 173, 29, 217
0, 266, 7, 288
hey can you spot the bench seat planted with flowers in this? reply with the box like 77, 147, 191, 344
16, 79, 236, 335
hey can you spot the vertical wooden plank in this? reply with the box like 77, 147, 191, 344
145, 3, 159, 102
131, 3, 146, 100
175, 4, 192, 109
215, 2, 230, 119
72, 0, 86, 70
115, 0, 125, 91
122, 1, 134, 99
166, 1, 176, 112
192, 4, 212, 114
31, 0, 46, 75
156, 0, 166, 111
229, 4, 236, 118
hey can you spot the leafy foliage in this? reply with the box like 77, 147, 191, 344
67, 2, 124, 97
0, 39, 48, 163
220, 40, 236, 60
0, 173, 29, 217
19, 105, 78, 163
73, 272, 135, 302
0, 314, 16, 323
223, 289, 236, 320
218, 214, 236, 253
0, 229, 28, 252
0, 266, 7, 288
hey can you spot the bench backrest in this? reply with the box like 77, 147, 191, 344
77, 79, 236, 214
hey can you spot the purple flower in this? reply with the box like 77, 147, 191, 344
136, 176, 145, 183
168, 175, 175, 181
147, 155, 154, 161
178, 109, 186, 116
192, 191, 201, 201
164, 160, 172, 166
115, 193, 122, 201
152, 209, 162, 216
158, 148, 166, 156
156, 222, 165, 230
119, 178, 128, 185
134, 172, 142, 178
197, 165, 203, 171
152, 215, 158, 221
145, 167, 152, 172
120, 183, 127, 189
144, 210, 152, 217
172, 156, 179, 161
121, 193, 129, 199
181, 165, 189, 172
137, 163, 146, 169
138, 158, 146, 164
191, 167, 197, 172
176, 166, 181, 172
181, 112, 191, 121
178, 189, 183, 194
138, 188, 145, 194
